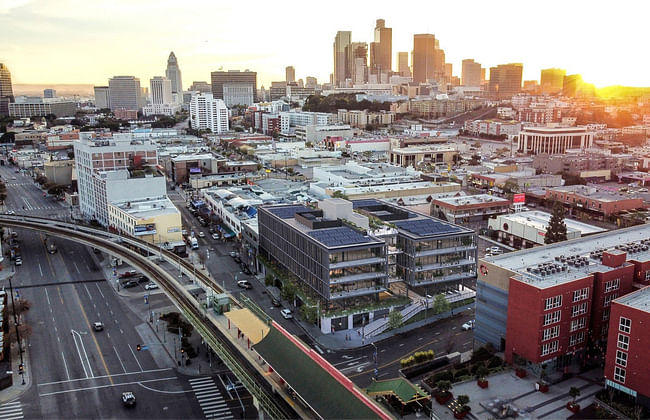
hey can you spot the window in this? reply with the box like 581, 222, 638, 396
616, 350, 628, 367
646, 270, 650, 281
544, 295, 562, 310
572, 302, 587, 317
569, 331, 585, 346
617, 333, 629, 350
543, 310, 561, 326
573, 288, 589, 302
619, 317, 631, 333
605, 279, 620, 292
543, 325, 560, 341
570, 317, 586, 332
541, 340, 559, 356
602, 323, 609, 338
604, 293, 618, 307
602, 307, 610, 321
614, 366, 626, 383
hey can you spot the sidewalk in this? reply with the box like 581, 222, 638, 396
0, 335, 32, 403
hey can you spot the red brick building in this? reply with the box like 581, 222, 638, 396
545, 185, 644, 218
604, 286, 650, 407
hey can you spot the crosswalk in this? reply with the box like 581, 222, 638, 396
0, 401, 24, 420
189, 377, 233, 419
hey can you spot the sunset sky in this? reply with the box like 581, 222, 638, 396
1, 0, 648, 89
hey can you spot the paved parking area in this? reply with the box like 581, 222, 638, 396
430, 369, 603, 420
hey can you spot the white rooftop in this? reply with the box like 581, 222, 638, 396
434, 194, 510, 206
111, 196, 179, 219
616, 286, 650, 313
497, 210, 608, 236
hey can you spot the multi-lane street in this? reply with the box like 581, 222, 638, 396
0, 162, 253, 419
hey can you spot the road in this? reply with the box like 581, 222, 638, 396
0, 162, 254, 419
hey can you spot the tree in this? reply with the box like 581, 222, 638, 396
569, 386, 580, 404
545, 201, 568, 244
0, 132, 15, 143
388, 310, 403, 330
469, 154, 481, 165
502, 179, 519, 195
456, 395, 470, 412
436, 380, 452, 394
432, 294, 451, 314
331, 190, 349, 200
476, 365, 489, 381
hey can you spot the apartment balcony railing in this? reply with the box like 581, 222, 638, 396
329, 256, 385, 270
329, 271, 387, 285
415, 258, 475, 273
409, 272, 476, 287
415, 245, 476, 257
329, 285, 387, 300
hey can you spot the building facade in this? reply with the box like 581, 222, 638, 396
412, 34, 435, 83
9, 97, 77, 118
150, 76, 173, 105
540, 68, 566, 95
211, 70, 257, 103
165, 52, 183, 102
432, 194, 511, 224
189, 93, 229, 134
108, 196, 182, 244
94, 86, 110, 109
108, 76, 141, 112
461, 59, 481, 87
488, 63, 523, 99
0, 63, 13, 117
222, 83, 254, 107
333, 31, 352, 86
517, 126, 594, 154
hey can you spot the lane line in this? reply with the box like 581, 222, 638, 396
44, 289, 51, 306
71, 331, 89, 379
137, 382, 193, 394
83, 284, 93, 301
113, 346, 127, 374
128, 345, 143, 372
95, 283, 105, 299
38, 263, 43, 277
73, 262, 80, 274
37, 367, 173, 386
72, 288, 112, 384
39, 377, 178, 397
61, 352, 71, 381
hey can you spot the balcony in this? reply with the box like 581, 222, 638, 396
415, 258, 475, 273
329, 285, 387, 300
329, 271, 387, 285
329, 256, 385, 270
415, 245, 476, 257
409, 272, 476, 287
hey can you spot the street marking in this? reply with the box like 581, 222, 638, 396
74, 262, 80, 274
71, 330, 91, 378
128, 344, 143, 372
44, 289, 51, 306
38, 263, 43, 277
72, 291, 112, 385
112, 346, 127, 373
191, 383, 216, 390
418, 337, 423, 341
37, 367, 173, 386
39, 377, 178, 397
333, 356, 367, 367
57, 287, 64, 305
95, 283, 105, 299
188, 377, 213, 384
61, 352, 71, 381
137, 382, 193, 394
83, 284, 93, 301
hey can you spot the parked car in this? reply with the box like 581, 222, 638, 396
237, 280, 252, 289
122, 280, 139, 288
6, 210, 15, 215
93, 322, 104, 331
461, 320, 475, 331
136, 276, 150, 284
198, 232, 205, 238
271, 298, 281, 307
122, 392, 136, 407
211, 233, 219, 240
119, 270, 138, 279
241, 266, 252, 275
144, 282, 158, 290
14, 257, 22, 266
234, 256, 241, 264
280, 309, 293, 319
229, 251, 238, 258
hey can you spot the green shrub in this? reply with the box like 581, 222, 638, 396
431, 370, 453, 383
454, 368, 470, 379
488, 355, 503, 368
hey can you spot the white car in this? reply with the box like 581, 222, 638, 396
198, 232, 205, 238
144, 282, 158, 290
211, 233, 219, 240
14, 258, 22, 266
6, 210, 15, 215
280, 309, 293, 319
461, 320, 475, 331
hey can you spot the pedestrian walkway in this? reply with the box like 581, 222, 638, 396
188, 377, 233, 420
0, 400, 24, 420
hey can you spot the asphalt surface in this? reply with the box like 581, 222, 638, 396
0, 163, 255, 419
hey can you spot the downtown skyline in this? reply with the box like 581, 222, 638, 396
1, 0, 649, 89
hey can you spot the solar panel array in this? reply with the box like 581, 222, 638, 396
308, 227, 371, 248
267, 205, 311, 219
395, 219, 462, 237
351, 199, 383, 208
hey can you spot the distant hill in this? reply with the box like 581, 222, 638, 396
12, 84, 95, 97
596, 85, 650, 99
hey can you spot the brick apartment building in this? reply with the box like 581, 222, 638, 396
477, 225, 650, 375
545, 185, 645, 219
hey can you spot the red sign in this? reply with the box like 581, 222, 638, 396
513, 193, 526, 203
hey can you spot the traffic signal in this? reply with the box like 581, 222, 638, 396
136, 344, 141, 351
180, 348, 185, 354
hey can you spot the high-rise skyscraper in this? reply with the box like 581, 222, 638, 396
189, 93, 229, 133
540, 68, 566, 95
108, 76, 142, 111
333, 31, 352, 86
210, 70, 257, 103
370, 19, 392, 76
412, 34, 435, 83
285, 66, 295, 83
94, 86, 110, 109
397, 52, 410, 77
351, 42, 368, 84
0, 63, 14, 117
461, 59, 482, 87
165, 52, 182, 101
150, 77, 173, 105
43, 89, 57, 98
488, 63, 523, 99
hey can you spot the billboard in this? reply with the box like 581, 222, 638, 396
513, 193, 526, 204
134, 224, 156, 236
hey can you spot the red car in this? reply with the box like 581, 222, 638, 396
119, 270, 138, 279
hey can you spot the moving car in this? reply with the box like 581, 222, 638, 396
280, 309, 293, 319
93, 322, 104, 331
122, 392, 136, 407
198, 231, 205, 238
119, 270, 138, 279
144, 282, 158, 290
461, 320, 475, 331
229, 251, 238, 258
271, 298, 281, 307
14, 257, 22, 266
6, 210, 15, 215
211, 233, 219, 240
237, 280, 252, 290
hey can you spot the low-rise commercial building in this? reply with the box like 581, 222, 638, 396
295, 124, 354, 143
389, 145, 458, 168
545, 185, 645, 218
533, 153, 631, 179
108, 196, 182, 245
517, 126, 594, 155
432, 194, 511, 224
337, 109, 395, 128
9, 97, 77, 118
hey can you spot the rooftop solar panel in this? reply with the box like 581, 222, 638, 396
395, 219, 462, 237
267, 205, 311, 219
308, 227, 373, 248
351, 199, 384, 208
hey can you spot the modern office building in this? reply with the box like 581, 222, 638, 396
189, 93, 229, 134
604, 287, 650, 408
222, 83, 254, 107
0, 63, 14, 116
108, 76, 141, 112
351, 42, 368, 84
142, 103, 181, 117
432, 194, 511, 224
412, 34, 435, 83
43, 89, 56, 98
189, 81, 211, 93
94, 86, 110, 109
370, 19, 391, 76
108, 196, 182, 244
517, 126, 593, 155
540, 68, 566, 95
488, 63, 523, 99
165, 52, 183, 101
211, 70, 257, 103
333, 31, 352, 86
389, 144, 458, 168
397, 52, 410, 77
461, 59, 482, 87
9, 96, 77, 118
285, 66, 295, 83
149, 76, 173, 105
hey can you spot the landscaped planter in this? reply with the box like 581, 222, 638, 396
537, 383, 549, 393
567, 402, 580, 413
515, 368, 527, 378
477, 379, 488, 389
454, 408, 471, 419
435, 393, 453, 405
